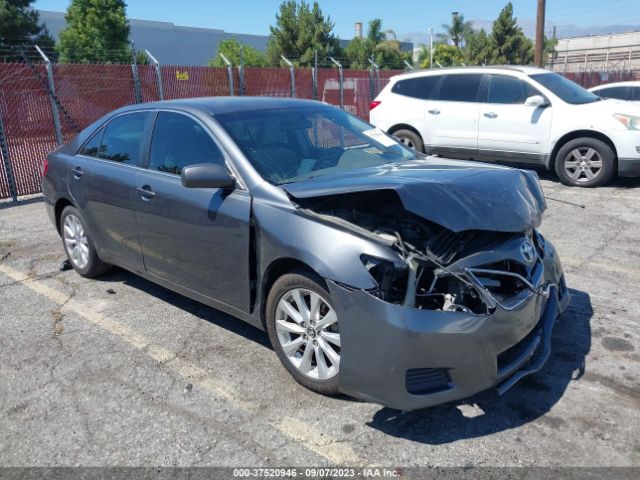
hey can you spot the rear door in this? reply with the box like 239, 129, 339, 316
477, 74, 553, 164
425, 73, 482, 158
69, 111, 152, 270
133, 111, 252, 311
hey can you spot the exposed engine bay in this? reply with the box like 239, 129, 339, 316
294, 190, 545, 315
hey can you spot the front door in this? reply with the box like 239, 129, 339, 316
477, 74, 553, 164
133, 111, 252, 312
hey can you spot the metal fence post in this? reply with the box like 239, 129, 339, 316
145, 49, 164, 101
238, 50, 245, 96
0, 110, 18, 202
312, 50, 318, 100
329, 57, 343, 108
35, 45, 63, 147
219, 53, 234, 96
368, 57, 380, 102
131, 43, 143, 104
280, 55, 295, 97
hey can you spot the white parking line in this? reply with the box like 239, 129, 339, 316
0, 264, 363, 466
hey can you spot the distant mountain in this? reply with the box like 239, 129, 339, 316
399, 19, 640, 45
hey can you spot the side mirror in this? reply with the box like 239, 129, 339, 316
181, 163, 235, 189
524, 95, 549, 108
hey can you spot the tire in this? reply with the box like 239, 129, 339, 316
391, 128, 424, 153
554, 137, 616, 187
265, 271, 341, 396
60, 206, 111, 278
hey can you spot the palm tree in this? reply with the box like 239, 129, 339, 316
441, 13, 474, 48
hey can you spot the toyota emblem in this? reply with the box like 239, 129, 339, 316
520, 240, 536, 264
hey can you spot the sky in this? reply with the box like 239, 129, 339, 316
34, 0, 640, 42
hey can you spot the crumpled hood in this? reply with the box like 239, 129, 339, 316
283, 159, 546, 233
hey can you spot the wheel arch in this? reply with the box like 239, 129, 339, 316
54, 197, 75, 234
387, 123, 423, 138
548, 130, 618, 169
259, 257, 327, 330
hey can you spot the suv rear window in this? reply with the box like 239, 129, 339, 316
391, 76, 440, 100
436, 74, 483, 102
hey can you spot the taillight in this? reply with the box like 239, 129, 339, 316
42, 158, 49, 177
369, 100, 381, 110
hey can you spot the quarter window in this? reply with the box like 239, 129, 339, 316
391, 76, 440, 100
79, 128, 104, 157
149, 112, 225, 175
436, 74, 483, 102
99, 112, 149, 165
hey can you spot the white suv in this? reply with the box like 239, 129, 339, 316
370, 66, 640, 187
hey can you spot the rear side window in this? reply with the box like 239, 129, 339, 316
596, 86, 631, 100
391, 76, 440, 100
79, 129, 104, 157
99, 112, 150, 165
487, 75, 541, 104
634, 87, 640, 101
149, 112, 225, 175
436, 74, 483, 102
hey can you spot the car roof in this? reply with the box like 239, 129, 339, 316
388, 65, 550, 82
115, 96, 326, 116
590, 81, 640, 90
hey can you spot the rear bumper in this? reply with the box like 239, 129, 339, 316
332, 239, 570, 411
618, 157, 640, 177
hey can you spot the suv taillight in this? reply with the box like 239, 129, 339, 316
42, 158, 49, 177
369, 100, 381, 110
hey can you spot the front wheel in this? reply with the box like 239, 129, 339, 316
266, 272, 341, 395
554, 137, 616, 187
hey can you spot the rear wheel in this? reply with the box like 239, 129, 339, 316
60, 206, 111, 278
554, 137, 615, 187
266, 272, 341, 395
391, 129, 424, 153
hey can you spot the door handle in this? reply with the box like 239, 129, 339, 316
428, 109, 441, 115
484, 112, 498, 119
136, 185, 156, 200
72, 166, 83, 178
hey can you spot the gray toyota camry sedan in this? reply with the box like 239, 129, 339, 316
42, 97, 570, 411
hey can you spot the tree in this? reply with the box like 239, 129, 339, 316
208, 38, 266, 67
463, 28, 494, 65
345, 18, 408, 69
441, 13, 474, 48
57, 0, 131, 64
430, 44, 464, 67
490, 2, 533, 64
266, 0, 339, 66
0, 0, 55, 60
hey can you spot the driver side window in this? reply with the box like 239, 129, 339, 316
488, 75, 541, 104
149, 112, 225, 175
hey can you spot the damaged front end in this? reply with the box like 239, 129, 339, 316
294, 189, 551, 316
288, 185, 570, 410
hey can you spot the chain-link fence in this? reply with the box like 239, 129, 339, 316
4, 45, 637, 202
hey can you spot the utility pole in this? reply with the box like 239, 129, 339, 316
535, 0, 546, 67
429, 27, 434, 68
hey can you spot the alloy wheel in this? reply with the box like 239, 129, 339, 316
399, 136, 415, 149
63, 214, 89, 269
564, 147, 603, 183
275, 288, 340, 381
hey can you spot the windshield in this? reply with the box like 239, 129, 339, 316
530, 72, 600, 105
215, 106, 417, 185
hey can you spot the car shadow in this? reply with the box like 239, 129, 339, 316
365, 288, 592, 444
95, 267, 271, 349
